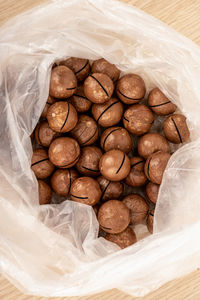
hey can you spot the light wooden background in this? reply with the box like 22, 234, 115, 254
0, 0, 200, 299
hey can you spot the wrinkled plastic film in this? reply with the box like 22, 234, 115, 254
0, 0, 200, 297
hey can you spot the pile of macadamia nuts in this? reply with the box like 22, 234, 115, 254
31, 57, 190, 250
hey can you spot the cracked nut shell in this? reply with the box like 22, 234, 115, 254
123, 104, 154, 135
148, 88, 177, 116
98, 200, 130, 233
144, 151, 171, 184
51, 168, 79, 197
49, 137, 80, 168
97, 176, 124, 202
70, 176, 101, 206
163, 114, 190, 144
59, 57, 90, 81
92, 58, 120, 82
69, 85, 91, 112
125, 157, 147, 187
116, 74, 146, 104
84, 73, 114, 104
100, 126, 132, 153
35, 121, 60, 147
31, 149, 54, 179
70, 115, 98, 146
92, 97, 123, 127
49, 65, 77, 98
76, 146, 102, 177
99, 149, 131, 181
47, 101, 78, 133
123, 194, 149, 225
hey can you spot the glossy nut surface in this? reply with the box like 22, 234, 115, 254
97, 176, 124, 202
99, 149, 131, 181
163, 114, 190, 144
31, 149, 54, 179
49, 66, 77, 98
76, 146, 102, 177
49, 137, 80, 168
70, 115, 98, 146
148, 88, 176, 115
144, 151, 171, 184
123, 104, 154, 135
100, 126, 132, 153
98, 200, 130, 233
84, 73, 114, 104
92, 58, 120, 82
92, 97, 123, 127
51, 168, 78, 197
69, 85, 91, 112
116, 74, 146, 104
125, 157, 147, 187
138, 132, 170, 159
35, 121, 60, 147
47, 101, 78, 133
70, 177, 101, 206
59, 57, 90, 81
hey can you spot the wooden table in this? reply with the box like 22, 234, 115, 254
0, 0, 200, 299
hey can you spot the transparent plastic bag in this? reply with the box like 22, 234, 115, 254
0, 0, 200, 297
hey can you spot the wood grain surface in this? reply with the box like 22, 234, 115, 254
0, 0, 200, 299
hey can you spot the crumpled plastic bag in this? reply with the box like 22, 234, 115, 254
0, 0, 200, 297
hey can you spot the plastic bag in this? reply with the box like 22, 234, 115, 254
0, 0, 200, 297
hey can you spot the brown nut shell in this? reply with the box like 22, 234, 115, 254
123, 194, 148, 225
138, 133, 170, 159
146, 182, 159, 204
92, 58, 120, 82
123, 104, 154, 135
92, 97, 123, 127
125, 157, 147, 187
116, 74, 146, 104
97, 176, 124, 201
35, 121, 60, 147
59, 57, 90, 81
47, 101, 78, 133
163, 114, 190, 144
100, 127, 132, 153
41, 96, 55, 118
148, 88, 177, 116
98, 200, 130, 233
76, 146, 102, 177
69, 85, 91, 112
38, 180, 52, 205
70, 177, 101, 206
49, 66, 77, 98
147, 210, 154, 234
84, 73, 114, 104
144, 151, 171, 184
70, 115, 98, 146
51, 168, 79, 197
105, 227, 137, 249
31, 149, 54, 179
49, 137, 80, 168
99, 149, 131, 181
